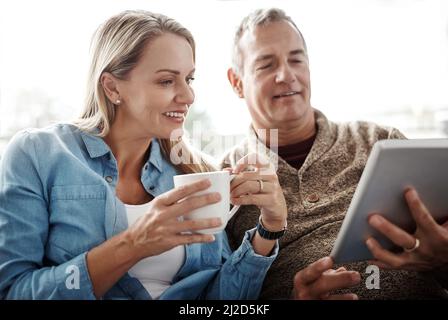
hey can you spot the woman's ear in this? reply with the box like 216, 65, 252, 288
100, 72, 121, 104
227, 68, 244, 98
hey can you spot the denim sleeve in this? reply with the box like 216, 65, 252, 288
0, 132, 96, 299
205, 228, 279, 299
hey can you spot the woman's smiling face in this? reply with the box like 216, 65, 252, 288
114, 32, 195, 139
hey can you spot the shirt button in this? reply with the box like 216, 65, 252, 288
306, 193, 319, 203
149, 186, 155, 190
105, 176, 113, 183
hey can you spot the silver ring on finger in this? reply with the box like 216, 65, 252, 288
404, 238, 420, 253
257, 179, 264, 193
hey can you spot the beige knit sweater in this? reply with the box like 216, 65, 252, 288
221, 109, 448, 299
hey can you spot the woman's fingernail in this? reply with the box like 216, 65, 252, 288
366, 238, 373, 249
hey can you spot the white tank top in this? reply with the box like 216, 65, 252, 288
125, 202, 185, 299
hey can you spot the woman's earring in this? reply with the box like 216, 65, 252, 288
115, 99, 121, 105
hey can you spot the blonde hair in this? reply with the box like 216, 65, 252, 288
232, 8, 307, 75
74, 10, 212, 173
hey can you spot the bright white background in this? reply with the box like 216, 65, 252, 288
1, 0, 448, 155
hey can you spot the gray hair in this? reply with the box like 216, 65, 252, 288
75, 10, 195, 137
231, 8, 307, 75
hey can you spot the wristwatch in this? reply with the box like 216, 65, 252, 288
256, 216, 287, 240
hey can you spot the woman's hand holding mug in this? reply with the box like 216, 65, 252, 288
173, 171, 241, 234
125, 179, 222, 260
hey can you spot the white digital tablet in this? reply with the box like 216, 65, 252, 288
331, 139, 448, 264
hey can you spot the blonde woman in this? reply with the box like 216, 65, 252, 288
0, 10, 287, 299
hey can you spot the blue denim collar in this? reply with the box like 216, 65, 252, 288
79, 129, 111, 159
79, 129, 163, 173
147, 139, 163, 172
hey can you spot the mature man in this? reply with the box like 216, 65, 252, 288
222, 8, 448, 299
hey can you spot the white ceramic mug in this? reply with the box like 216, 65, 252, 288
173, 171, 240, 234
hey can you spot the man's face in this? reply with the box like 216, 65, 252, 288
239, 21, 311, 130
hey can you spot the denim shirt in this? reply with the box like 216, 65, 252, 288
0, 124, 278, 300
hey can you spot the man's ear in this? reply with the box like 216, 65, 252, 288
100, 72, 121, 104
227, 68, 244, 98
